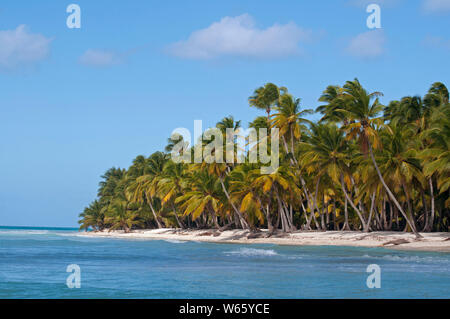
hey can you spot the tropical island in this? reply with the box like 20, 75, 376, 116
79, 79, 450, 251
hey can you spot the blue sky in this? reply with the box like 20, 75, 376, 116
0, 0, 449, 227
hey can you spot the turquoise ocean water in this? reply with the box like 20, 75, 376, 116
0, 226, 449, 298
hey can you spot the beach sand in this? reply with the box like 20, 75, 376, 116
79, 229, 450, 252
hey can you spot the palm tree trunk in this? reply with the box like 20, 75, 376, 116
265, 204, 274, 232
219, 176, 249, 229
257, 195, 273, 232
374, 206, 381, 230
275, 209, 281, 229
363, 192, 376, 232
282, 201, 295, 231
309, 176, 323, 230
340, 174, 366, 229
427, 177, 435, 232
320, 205, 326, 230
147, 195, 163, 228
281, 133, 299, 166
300, 202, 310, 230
401, 180, 418, 232
421, 188, 428, 231
332, 199, 338, 230
172, 203, 185, 229
275, 191, 289, 232
342, 196, 351, 230
382, 196, 388, 230
289, 126, 297, 163
208, 206, 220, 229
299, 177, 320, 230
367, 142, 422, 238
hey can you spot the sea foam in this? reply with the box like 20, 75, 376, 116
362, 254, 447, 263
0, 230, 49, 235
225, 248, 279, 257
164, 239, 187, 244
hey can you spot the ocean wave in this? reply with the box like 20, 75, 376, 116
225, 248, 279, 257
163, 239, 187, 244
0, 230, 49, 235
53, 232, 81, 237
362, 254, 448, 263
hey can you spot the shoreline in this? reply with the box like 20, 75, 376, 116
79, 229, 450, 253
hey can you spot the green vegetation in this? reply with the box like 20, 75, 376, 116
79, 79, 449, 234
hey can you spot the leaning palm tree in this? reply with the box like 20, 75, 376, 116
375, 124, 426, 230
340, 78, 421, 237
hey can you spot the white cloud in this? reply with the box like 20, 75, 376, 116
345, 29, 385, 59
167, 14, 311, 60
423, 0, 450, 12
79, 49, 122, 67
0, 25, 51, 70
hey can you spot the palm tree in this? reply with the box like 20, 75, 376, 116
156, 161, 189, 228
165, 133, 190, 159
317, 85, 350, 124
192, 117, 251, 229
376, 124, 426, 230
216, 115, 241, 133
252, 165, 298, 232
419, 103, 450, 230
175, 169, 222, 228
229, 164, 266, 230
249, 83, 286, 120
340, 78, 421, 237
424, 82, 449, 108
126, 152, 167, 228
104, 201, 142, 233
249, 116, 270, 130
127, 155, 149, 177
271, 93, 312, 162
78, 200, 105, 231
299, 123, 357, 230
98, 167, 127, 204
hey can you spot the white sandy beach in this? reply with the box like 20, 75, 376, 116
79, 229, 450, 252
